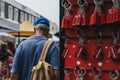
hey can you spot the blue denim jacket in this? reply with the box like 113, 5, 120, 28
11, 36, 60, 80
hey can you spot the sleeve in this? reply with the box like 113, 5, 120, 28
11, 43, 23, 73
50, 43, 60, 70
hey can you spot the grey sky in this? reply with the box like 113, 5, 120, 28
15, 0, 59, 26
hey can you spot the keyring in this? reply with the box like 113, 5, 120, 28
92, 68, 102, 78
74, 67, 86, 77
93, 0, 103, 5
74, 68, 82, 77
109, 70, 119, 80
77, 0, 88, 6
64, 69, 72, 80
64, 69, 72, 76
80, 68, 86, 77
61, 0, 72, 9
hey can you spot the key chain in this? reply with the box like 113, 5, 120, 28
79, 68, 86, 80
74, 66, 86, 80
93, 31, 104, 60
61, 0, 73, 29
109, 70, 119, 80
89, 0, 105, 26
64, 69, 72, 80
106, 0, 116, 24
92, 67, 102, 80
112, 0, 120, 23
108, 27, 120, 60
72, 0, 88, 27
76, 30, 87, 59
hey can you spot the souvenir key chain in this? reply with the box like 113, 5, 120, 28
72, 0, 88, 27
109, 70, 119, 80
108, 27, 120, 60
89, 0, 105, 26
61, 0, 73, 29
76, 30, 87, 59
106, 0, 120, 24
112, 0, 120, 23
74, 66, 86, 80
92, 67, 102, 80
93, 32, 104, 60
106, 0, 116, 24
64, 69, 72, 80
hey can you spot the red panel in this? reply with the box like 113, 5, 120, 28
61, 0, 120, 80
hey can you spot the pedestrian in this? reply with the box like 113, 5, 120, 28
10, 17, 60, 80
5, 41, 16, 56
0, 41, 13, 80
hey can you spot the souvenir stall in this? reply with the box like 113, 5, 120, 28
61, 0, 120, 80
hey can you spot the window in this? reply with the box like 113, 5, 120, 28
0, 0, 1, 16
14, 8, 18, 21
20, 11, 24, 22
25, 13, 28, 20
1, 0, 4, 17
8, 5, 13, 20
29, 14, 32, 23
31, 16, 34, 24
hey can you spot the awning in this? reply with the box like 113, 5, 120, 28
9, 20, 52, 37
9, 20, 34, 37
0, 17, 19, 32
0, 32, 16, 43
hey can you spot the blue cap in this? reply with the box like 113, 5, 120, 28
34, 17, 50, 27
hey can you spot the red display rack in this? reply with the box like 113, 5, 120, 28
61, 0, 120, 80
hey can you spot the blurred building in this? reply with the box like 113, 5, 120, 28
49, 22, 59, 42
0, 0, 59, 42
0, 0, 40, 32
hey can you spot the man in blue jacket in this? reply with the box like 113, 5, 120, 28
10, 17, 60, 80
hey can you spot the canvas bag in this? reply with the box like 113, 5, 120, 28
30, 40, 56, 80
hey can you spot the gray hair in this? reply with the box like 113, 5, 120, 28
34, 24, 49, 35
34, 24, 49, 30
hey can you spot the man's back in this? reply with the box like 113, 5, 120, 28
11, 36, 60, 80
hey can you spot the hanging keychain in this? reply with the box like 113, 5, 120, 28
109, 70, 119, 80
92, 67, 102, 80
76, 30, 87, 59
93, 29, 104, 60
108, 27, 120, 60
61, 0, 73, 29
106, 0, 116, 24
112, 0, 120, 23
64, 69, 72, 80
89, 0, 105, 26
72, 0, 88, 27
74, 66, 86, 80
93, 38, 104, 60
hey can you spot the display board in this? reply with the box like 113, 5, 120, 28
61, 0, 120, 80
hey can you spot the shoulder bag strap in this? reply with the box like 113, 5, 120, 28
39, 40, 53, 61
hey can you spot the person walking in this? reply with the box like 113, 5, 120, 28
0, 41, 13, 80
10, 17, 60, 80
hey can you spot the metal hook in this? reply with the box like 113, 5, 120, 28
93, 0, 103, 5
112, 28, 119, 46
74, 67, 82, 77
112, 0, 115, 3
74, 67, 86, 77
77, 30, 85, 46
80, 68, 86, 77
64, 69, 72, 80
94, 28, 102, 44
92, 67, 102, 78
61, 0, 72, 9
77, 0, 88, 6
109, 70, 119, 80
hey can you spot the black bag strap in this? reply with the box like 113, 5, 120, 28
39, 40, 53, 61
